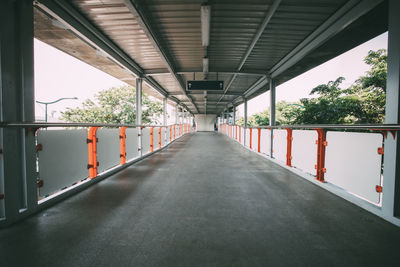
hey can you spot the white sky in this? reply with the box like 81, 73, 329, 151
34, 32, 388, 121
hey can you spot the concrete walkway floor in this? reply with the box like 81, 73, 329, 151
1, 132, 400, 266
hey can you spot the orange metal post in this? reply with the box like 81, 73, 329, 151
315, 129, 327, 182
258, 128, 261, 153
249, 128, 252, 149
159, 127, 162, 148
150, 127, 154, 152
87, 127, 98, 178
120, 127, 127, 165
286, 128, 293, 167
235, 125, 238, 140
174, 124, 176, 139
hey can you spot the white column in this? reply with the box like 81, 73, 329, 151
0, 0, 36, 226
269, 79, 276, 157
382, 0, 400, 220
136, 78, 142, 156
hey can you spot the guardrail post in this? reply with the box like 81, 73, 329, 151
174, 124, 176, 139
150, 127, 154, 152
315, 129, 327, 182
88, 127, 99, 178
120, 127, 127, 165
258, 128, 261, 153
286, 128, 293, 167
159, 127, 162, 148
249, 128, 252, 149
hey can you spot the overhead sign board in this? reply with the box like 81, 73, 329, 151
187, 80, 224, 91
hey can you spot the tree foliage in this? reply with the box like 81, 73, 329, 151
61, 85, 163, 124
234, 49, 387, 126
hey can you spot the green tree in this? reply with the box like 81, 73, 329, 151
349, 49, 387, 123
61, 85, 163, 124
296, 77, 363, 124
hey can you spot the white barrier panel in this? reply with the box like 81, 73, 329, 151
153, 127, 160, 150
37, 129, 88, 197
174, 125, 179, 139
125, 128, 139, 160
245, 128, 251, 147
260, 129, 271, 156
272, 130, 287, 163
325, 132, 383, 203
292, 130, 318, 175
240, 127, 245, 145
142, 127, 151, 154
251, 128, 259, 152
97, 129, 121, 173
161, 127, 166, 147
166, 126, 171, 143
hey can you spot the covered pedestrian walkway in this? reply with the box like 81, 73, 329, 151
1, 132, 399, 266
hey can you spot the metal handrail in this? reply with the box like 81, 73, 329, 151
223, 123, 400, 130
0, 122, 188, 128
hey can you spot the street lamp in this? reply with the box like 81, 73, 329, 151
36, 97, 78, 122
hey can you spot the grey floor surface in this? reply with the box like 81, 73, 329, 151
1, 132, 400, 267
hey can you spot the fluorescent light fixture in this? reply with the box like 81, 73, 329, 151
201, 4, 211, 47
203, 57, 209, 74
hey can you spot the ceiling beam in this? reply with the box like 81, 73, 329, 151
123, 0, 199, 114
216, 0, 281, 104
269, 0, 384, 79
35, 0, 195, 113
232, 76, 269, 105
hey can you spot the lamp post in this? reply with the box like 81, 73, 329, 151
36, 97, 78, 122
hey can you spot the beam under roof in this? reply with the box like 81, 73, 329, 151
216, 0, 282, 105
35, 0, 193, 114
269, 0, 384, 79
123, 0, 199, 114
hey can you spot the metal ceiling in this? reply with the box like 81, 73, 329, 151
34, 0, 388, 115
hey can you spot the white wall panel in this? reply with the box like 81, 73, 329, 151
251, 128, 259, 152
174, 125, 179, 139
142, 127, 151, 154
153, 127, 160, 150
260, 129, 271, 156
240, 127, 245, 145
245, 128, 251, 148
161, 127, 166, 147
125, 128, 139, 160
272, 130, 287, 163
325, 132, 383, 203
292, 130, 318, 175
194, 114, 216, 131
166, 126, 171, 143
37, 129, 88, 197
97, 129, 121, 173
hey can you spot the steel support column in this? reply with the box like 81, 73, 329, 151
0, 0, 36, 226
269, 80, 276, 157
136, 78, 142, 156
383, 0, 400, 219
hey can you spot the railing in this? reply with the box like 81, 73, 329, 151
0, 122, 193, 201
219, 123, 400, 205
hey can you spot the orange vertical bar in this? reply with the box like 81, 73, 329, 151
120, 127, 127, 165
235, 125, 238, 140
150, 127, 154, 152
159, 127, 162, 148
249, 128, 252, 149
286, 128, 293, 167
174, 124, 176, 139
258, 128, 261, 153
315, 129, 327, 182
87, 127, 98, 178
